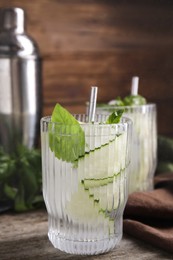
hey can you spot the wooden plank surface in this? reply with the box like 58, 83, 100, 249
0, 1, 173, 136
0, 209, 172, 260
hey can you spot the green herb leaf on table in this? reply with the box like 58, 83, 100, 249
0, 148, 15, 182
0, 145, 43, 213
49, 103, 85, 163
157, 161, 173, 173
156, 135, 173, 173
158, 135, 173, 162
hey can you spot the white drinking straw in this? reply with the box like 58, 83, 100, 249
88, 86, 98, 123
131, 76, 139, 95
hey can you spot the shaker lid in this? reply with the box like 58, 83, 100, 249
0, 7, 25, 34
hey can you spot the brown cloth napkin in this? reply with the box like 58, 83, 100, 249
123, 172, 173, 254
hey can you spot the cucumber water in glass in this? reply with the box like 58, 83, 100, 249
96, 77, 157, 193
41, 104, 132, 255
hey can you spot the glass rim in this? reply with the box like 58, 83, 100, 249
96, 103, 156, 110
41, 115, 132, 127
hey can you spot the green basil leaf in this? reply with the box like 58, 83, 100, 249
4, 184, 17, 200
123, 95, 146, 106
14, 182, 28, 212
106, 109, 124, 124
49, 103, 85, 163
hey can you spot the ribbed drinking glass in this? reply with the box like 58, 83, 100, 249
41, 114, 132, 255
96, 104, 157, 193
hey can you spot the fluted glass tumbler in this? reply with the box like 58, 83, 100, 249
96, 104, 157, 193
40, 114, 132, 255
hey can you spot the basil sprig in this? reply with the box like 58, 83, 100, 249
0, 146, 43, 212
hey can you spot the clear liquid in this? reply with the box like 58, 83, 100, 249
41, 117, 131, 255
128, 109, 157, 193
96, 105, 157, 193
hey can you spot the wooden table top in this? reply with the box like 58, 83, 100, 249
0, 209, 172, 260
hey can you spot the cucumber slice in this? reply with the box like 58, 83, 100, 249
77, 132, 127, 181
82, 174, 116, 189
65, 185, 100, 222
82, 124, 117, 152
87, 173, 125, 212
89, 181, 119, 211
65, 184, 114, 235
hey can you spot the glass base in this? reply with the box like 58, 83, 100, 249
48, 231, 122, 255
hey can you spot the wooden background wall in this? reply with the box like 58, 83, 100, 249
0, 0, 173, 136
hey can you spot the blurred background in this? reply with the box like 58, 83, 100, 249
0, 0, 173, 137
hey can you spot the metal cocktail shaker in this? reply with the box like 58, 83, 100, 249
0, 7, 42, 153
